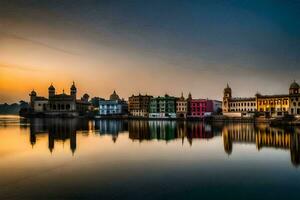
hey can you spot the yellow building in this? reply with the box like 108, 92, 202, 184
256, 94, 289, 117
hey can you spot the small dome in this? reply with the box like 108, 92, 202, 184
290, 81, 300, 89
110, 90, 120, 100
30, 90, 37, 96
83, 93, 89, 98
48, 84, 55, 90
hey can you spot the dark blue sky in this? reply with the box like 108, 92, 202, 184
0, 0, 300, 102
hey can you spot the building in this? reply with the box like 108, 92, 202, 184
256, 94, 289, 117
149, 94, 176, 118
189, 99, 222, 118
222, 81, 300, 117
176, 93, 188, 118
222, 84, 257, 117
128, 94, 152, 117
289, 81, 300, 116
99, 90, 128, 116
29, 82, 91, 117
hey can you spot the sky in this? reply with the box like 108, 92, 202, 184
0, 0, 300, 103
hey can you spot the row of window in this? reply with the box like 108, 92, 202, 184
292, 102, 300, 107
49, 104, 71, 110
258, 99, 288, 106
230, 102, 256, 107
230, 108, 256, 112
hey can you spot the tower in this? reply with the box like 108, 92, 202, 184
70, 81, 77, 99
48, 83, 55, 98
29, 89, 37, 108
223, 83, 232, 112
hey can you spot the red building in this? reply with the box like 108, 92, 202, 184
189, 99, 221, 118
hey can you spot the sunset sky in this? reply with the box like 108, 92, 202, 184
0, 0, 300, 103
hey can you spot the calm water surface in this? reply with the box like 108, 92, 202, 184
1, 115, 300, 199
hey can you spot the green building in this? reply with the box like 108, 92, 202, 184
149, 94, 177, 118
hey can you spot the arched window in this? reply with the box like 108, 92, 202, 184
53, 104, 56, 110
66, 104, 70, 110
61, 104, 65, 110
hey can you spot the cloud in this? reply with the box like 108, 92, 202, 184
0, 63, 43, 72
0, 31, 79, 56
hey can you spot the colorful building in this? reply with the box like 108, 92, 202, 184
99, 91, 128, 116
176, 93, 188, 118
149, 94, 176, 118
128, 94, 152, 117
189, 99, 221, 118
222, 81, 300, 117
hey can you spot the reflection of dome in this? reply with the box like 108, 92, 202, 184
110, 90, 120, 100
290, 81, 300, 89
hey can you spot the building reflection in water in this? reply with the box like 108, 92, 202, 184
29, 118, 90, 155
128, 120, 221, 145
94, 120, 128, 143
222, 123, 300, 167
26, 118, 300, 166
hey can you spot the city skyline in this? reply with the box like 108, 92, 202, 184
1, 0, 300, 103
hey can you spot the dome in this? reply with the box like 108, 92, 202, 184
110, 90, 120, 101
290, 81, 299, 89
48, 84, 55, 90
30, 90, 37, 96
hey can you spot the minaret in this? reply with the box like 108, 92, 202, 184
48, 83, 55, 98
70, 81, 77, 100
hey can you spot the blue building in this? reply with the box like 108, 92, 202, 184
99, 91, 128, 116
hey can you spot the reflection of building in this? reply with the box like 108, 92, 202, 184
29, 82, 91, 117
95, 120, 128, 142
128, 94, 152, 117
149, 95, 177, 118
99, 91, 128, 116
222, 124, 300, 167
29, 118, 89, 154
128, 120, 218, 145
176, 93, 188, 118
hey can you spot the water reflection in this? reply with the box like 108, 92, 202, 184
28, 118, 90, 155
24, 118, 300, 166
223, 123, 300, 167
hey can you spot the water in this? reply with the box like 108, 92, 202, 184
0, 115, 300, 199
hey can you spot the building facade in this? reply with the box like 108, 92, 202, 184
29, 82, 91, 117
149, 94, 176, 118
189, 99, 222, 118
222, 81, 300, 117
128, 94, 152, 117
176, 93, 188, 118
99, 91, 128, 116
222, 84, 257, 117
289, 81, 300, 115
